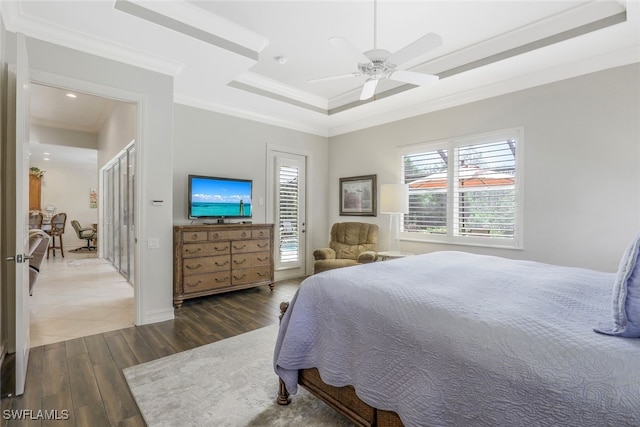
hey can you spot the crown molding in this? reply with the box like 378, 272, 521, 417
233, 72, 329, 111
1, 1, 184, 76
327, 45, 640, 137
114, 0, 268, 62
173, 93, 329, 138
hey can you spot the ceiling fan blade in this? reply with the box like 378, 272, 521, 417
329, 37, 372, 65
308, 72, 362, 83
389, 70, 439, 86
359, 78, 379, 100
387, 32, 442, 67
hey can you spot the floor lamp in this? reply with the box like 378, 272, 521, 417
380, 184, 409, 254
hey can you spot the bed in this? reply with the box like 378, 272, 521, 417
273, 250, 640, 426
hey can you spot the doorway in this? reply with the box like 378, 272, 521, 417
267, 145, 310, 279
28, 82, 137, 347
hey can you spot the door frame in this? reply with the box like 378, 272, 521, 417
266, 144, 313, 278
29, 69, 145, 326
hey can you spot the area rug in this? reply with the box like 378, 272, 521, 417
67, 258, 109, 267
123, 325, 353, 427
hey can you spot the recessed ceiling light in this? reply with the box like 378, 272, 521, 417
43, 152, 50, 155
274, 56, 288, 65
43, 158, 50, 161
66, 93, 77, 98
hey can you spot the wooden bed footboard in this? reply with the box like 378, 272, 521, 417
276, 301, 404, 427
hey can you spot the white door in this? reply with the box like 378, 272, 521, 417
4, 33, 31, 395
271, 152, 307, 278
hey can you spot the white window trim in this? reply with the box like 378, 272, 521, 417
399, 127, 524, 250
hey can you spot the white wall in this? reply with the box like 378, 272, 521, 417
30, 159, 98, 251
172, 104, 329, 277
328, 64, 640, 272
31, 124, 97, 149
26, 36, 174, 325
97, 102, 136, 169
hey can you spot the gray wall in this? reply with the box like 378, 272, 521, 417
328, 64, 640, 272
172, 104, 329, 277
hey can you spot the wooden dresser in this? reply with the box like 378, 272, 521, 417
173, 223, 274, 308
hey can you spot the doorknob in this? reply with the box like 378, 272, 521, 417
5, 254, 24, 263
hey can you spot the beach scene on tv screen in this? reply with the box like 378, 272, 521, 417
191, 178, 252, 217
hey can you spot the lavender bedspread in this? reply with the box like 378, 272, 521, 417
273, 251, 640, 426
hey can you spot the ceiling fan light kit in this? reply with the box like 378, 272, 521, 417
310, 0, 442, 101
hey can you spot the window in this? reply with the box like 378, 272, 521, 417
277, 163, 300, 264
401, 128, 522, 248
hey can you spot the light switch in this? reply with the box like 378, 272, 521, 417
147, 238, 160, 249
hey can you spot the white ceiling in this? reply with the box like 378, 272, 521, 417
2, 0, 639, 139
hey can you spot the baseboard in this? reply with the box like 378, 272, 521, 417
139, 308, 175, 325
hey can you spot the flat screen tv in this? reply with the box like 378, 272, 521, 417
188, 175, 252, 220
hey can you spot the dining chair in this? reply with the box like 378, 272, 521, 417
46, 212, 67, 259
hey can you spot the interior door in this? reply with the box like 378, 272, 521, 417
4, 33, 32, 395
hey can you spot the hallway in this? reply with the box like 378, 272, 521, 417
29, 250, 134, 348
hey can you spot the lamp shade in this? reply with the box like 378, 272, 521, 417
380, 184, 409, 214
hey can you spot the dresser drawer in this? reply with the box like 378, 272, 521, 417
208, 229, 251, 241
251, 228, 271, 239
182, 242, 219, 258
183, 271, 231, 293
183, 255, 230, 276
231, 239, 270, 254
232, 251, 271, 269
231, 266, 272, 285
181, 230, 208, 242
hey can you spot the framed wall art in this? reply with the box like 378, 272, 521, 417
339, 174, 376, 216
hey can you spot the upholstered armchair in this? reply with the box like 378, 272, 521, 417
28, 229, 50, 296
313, 222, 378, 274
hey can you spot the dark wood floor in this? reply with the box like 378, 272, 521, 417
0, 279, 301, 427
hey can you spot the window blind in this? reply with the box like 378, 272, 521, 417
278, 165, 299, 263
401, 130, 520, 246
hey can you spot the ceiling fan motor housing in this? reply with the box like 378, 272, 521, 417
360, 49, 396, 78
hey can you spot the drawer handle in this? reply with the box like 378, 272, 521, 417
212, 233, 219, 239
241, 232, 247, 237
257, 231, 264, 236
186, 280, 202, 288
215, 245, 229, 251
186, 263, 202, 270
185, 247, 202, 253
190, 234, 199, 240
257, 256, 269, 262
257, 243, 269, 248
233, 244, 247, 250
215, 260, 229, 266
257, 272, 269, 277
233, 259, 246, 265
233, 273, 247, 280
214, 277, 229, 283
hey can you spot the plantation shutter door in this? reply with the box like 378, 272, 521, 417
277, 162, 301, 268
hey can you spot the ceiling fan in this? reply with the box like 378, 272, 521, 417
309, 0, 442, 101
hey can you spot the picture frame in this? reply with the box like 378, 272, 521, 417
339, 174, 377, 216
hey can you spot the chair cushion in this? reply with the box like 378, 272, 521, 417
314, 259, 358, 274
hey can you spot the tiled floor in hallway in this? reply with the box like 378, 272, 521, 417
29, 250, 134, 347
